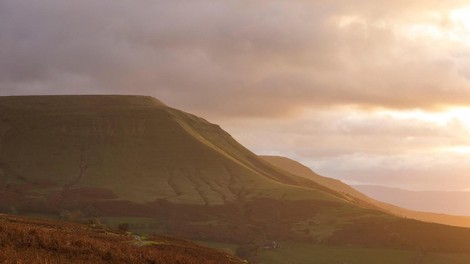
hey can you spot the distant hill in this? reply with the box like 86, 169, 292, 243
261, 155, 470, 227
354, 185, 470, 216
3, 95, 470, 256
259, 156, 368, 198
0, 213, 242, 264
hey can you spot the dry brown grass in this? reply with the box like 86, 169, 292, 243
0, 214, 243, 264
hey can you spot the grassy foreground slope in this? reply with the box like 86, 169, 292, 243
261, 155, 470, 228
0, 213, 242, 264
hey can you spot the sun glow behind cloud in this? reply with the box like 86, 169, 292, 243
381, 107, 470, 128
223, 105, 470, 190
336, 6, 470, 46
313, 106, 470, 190
402, 7, 470, 44
451, 6, 470, 32
382, 107, 470, 153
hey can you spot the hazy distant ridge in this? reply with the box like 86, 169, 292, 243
354, 185, 470, 216
261, 155, 470, 226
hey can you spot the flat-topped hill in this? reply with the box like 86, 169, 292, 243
0, 95, 341, 207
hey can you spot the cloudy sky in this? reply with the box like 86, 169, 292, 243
2, 0, 470, 190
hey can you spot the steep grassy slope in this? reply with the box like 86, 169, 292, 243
0, 213, 242, 264
0, 95, 341, 209
261, 155, 470, 228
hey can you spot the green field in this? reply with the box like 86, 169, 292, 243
258, 243, 470, 264
197, 241, 470, 264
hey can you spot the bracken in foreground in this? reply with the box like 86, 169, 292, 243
0, 214, 243, 264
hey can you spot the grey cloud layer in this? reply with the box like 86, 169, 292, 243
2, 0, 470, 117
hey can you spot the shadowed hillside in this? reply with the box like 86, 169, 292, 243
2, 95, 470, 259
0, 95, 342, 208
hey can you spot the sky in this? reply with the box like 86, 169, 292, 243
2, 0, 470, 190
